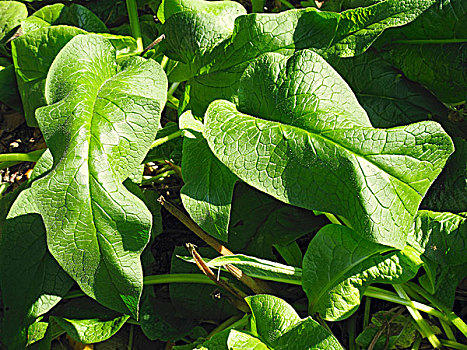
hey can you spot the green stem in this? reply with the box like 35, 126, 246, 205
405, 282, 467, 338
411, 336, 421, 350
126, 0, 144, 52
128, 324, 134, 350
168, 82, 180, 96
64, 273, 216, 299
208, 314, 244, 338
363, 296, 371, 328
0, 149, 46, 163
150, 130, 183, 149
439, 339, 467, 350
364, 287, 447, 321
160, 56, 169, 70
324, 212, 342, 225
167, 95, 179, 109
440, 318, 457, 342
393, 284, 441, 349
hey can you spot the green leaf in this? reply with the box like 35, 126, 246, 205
356, 310, 418, 349
302, 224, 423, 321
325, 49, 448, 128
228, 183, 326, 260
140, 294, 207, 342
0, 153, 73, 349
422, 138, 467, 213
376, 0, 467, 104
187, 295, 343, 349
12, 25, 86, 126
22, 3, 109, 34
0, 63, 21, 111
0, 1, 27, 46
164, 0, 436, 116
50, 299, 129, 344
408, 210, 467, 307
179, 111, 238, 241
204, 50, 454, 248
5, 34, 167, 318
247, 294, 344, 349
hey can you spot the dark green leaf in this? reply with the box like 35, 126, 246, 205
422, 137, 467, 213
50, 298, 129, 344
408, 210, 467, 307
376, 0, 467, 104
228, 183, 325, 260
0, 63, 21, 110
12, 25, 86, 126
0, 1, 27, 45
325, 49, 448, 128
22, 3, 109, 34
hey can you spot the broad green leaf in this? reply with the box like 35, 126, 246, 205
228, 183, 326, 260
159, 0, 246, 67
5, 34, 167, 317
247, 294, 343, 349
325, 49, 448, 128
170, 247, 240, 321
179, 111, 238, 241
22, 3, 109, 34
422, 138, 467, 213
50, 299, 129, 344
0, 1, 27, 46
27, 321, 49, 346
376, 0, 467, 104
12, 25, 86, 126
302, 224, 423, 321
204, 50, 454, 248
408, 210, 467, 307
185, 295, 343, 349
0, 153, 73, 349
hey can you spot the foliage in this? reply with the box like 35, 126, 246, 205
0, 0, 466, 349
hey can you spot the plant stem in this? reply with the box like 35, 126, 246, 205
363, 296, 371, 329
393, 284, 441, 349
208, 314, 243, 338
160, 56, 169, 70
364, 286, 447, 321
0, 148, 46, 163
439, 339, 467, 350
167, 95, 179, 108
168, 82, 180, 96
324, 212, 342, 225
126, 0, 143, 52
411, 336, 421, 350
440, 318, 457, 341
64, 273, 216, 299
405, 282, 467, 338
141, 170, 175, 185
128, 324, 134, 350
150, 130, 183, 149
158, 196, 273, 294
